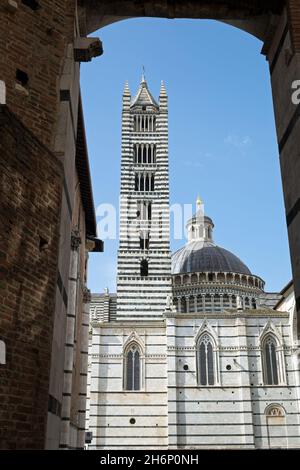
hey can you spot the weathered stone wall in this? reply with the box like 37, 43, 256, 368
0, 106, 63, 449
87, 322, 168, 450
166, 311, 300, 449
87, 309, 300, 449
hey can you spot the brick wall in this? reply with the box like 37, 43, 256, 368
287, 0, 300, 52
0, 0, 76, 148
0, 106, 63, 449
0, 0, 77, 449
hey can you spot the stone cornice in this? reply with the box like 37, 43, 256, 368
164, 309, 289, 319
91, 320, 166, 328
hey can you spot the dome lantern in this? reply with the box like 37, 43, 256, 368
187, 197, 214, 244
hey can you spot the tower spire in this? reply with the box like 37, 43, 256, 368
160, 80, 167, 96
141, 65, 146, 83
123, 80, 130, 95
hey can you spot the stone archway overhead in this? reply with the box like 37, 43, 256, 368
82, 0, 285, 34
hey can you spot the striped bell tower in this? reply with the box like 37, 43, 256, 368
116, 75, 172, 320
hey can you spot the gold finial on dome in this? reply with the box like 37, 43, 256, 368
196, 195, 202, 208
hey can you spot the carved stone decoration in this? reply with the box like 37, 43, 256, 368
266, 405, 285, 417
123, 331, 145, 353
83, 287, 91, 303
71, 229, 82, 251
165, 294, 176, 312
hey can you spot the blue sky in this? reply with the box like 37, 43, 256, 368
81, 18, 292, 294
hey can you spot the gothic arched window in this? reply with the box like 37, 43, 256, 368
125, 344, 141, 391
263, 335, 279, 385
198, 334, 215, 386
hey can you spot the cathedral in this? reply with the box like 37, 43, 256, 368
86, 76, 300, 449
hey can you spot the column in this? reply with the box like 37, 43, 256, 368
186, 296, 190, 313
202, 294, 206, 312
211, 294, 214, 312
60, 229, 81, 449
220, 294, 224, 312
76, 287, 91, 449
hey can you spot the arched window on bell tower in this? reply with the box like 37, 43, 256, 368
139, 231, 149, 250
140, 259, 148, 277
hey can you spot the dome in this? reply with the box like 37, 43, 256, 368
172, 241, 252, 275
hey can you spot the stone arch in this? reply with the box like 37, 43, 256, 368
259, 321, 283, 348
265, 404, 286, 417
123, 331, 145, 354
83, 2, 285, 38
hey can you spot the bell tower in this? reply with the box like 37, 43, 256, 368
116, 75, 172, 320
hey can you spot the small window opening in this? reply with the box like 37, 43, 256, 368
39, 236, 48, 251
16, 69, 29, 87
